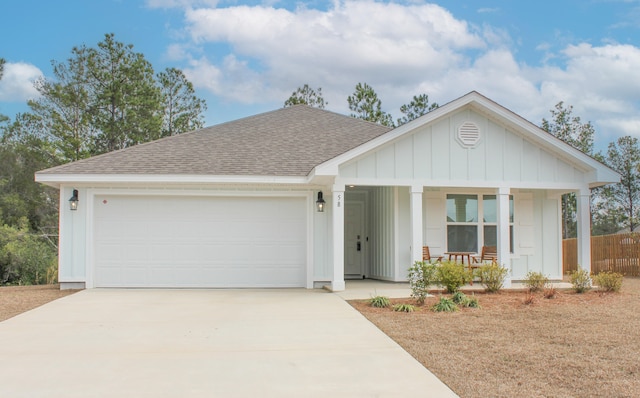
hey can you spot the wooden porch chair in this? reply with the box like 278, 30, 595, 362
422, 246, 443, 263
472, 246, 497, 265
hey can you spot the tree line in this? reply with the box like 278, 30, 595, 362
0, 34, 207, 284
285, 83, 640, 238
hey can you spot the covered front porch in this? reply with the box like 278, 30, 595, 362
326, 184, 593, 291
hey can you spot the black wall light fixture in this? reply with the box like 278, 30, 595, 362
69, 189, 79, 211
316, 191, 326, 212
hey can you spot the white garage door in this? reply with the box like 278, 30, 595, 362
93, 195, 307, 288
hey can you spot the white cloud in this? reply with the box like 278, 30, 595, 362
176, 1, 496, 112
600, 118, 640, 142
183, 54, 267, 103
533, 43, 640, 145
0, 62, 42, 102
163, 1, 640, 148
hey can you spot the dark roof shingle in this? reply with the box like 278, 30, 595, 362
37, 105, 392, 177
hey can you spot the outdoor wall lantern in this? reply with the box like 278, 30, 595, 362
69, 189, 79, 211
316, 191, 326, 212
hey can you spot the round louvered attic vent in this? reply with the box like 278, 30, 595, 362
456, 122, 481, 148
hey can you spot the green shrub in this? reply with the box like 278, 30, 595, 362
569, 268, 592, 293
0, 222, 57, 285
407, 261, 438, 304
431, 296, 458, 312
462, 296, 480, 308
451, 291, 480, 308
393, 303, 415, 312
476, 263, 508, 292
451, 291, 467, 304
436, 261, 472, 293
593, 271, 623, 293
523, 271, 548, 292
368, 295, 391, 308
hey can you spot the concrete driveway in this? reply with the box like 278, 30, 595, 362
0, 288, 457, 398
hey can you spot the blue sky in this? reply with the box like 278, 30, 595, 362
1, 0, 639, 152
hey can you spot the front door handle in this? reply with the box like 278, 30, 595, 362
357, 242, 361, 251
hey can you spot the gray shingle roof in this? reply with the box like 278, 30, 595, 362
36, 105, 392, 177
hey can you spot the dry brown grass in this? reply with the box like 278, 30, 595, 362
351, 278, 640, 398
0, 284, 78, 322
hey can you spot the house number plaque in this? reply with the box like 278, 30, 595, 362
337, 194, 342, 207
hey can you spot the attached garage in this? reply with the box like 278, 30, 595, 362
92, 194, 308, 288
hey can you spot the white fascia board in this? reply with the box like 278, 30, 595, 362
338, 177, 594, 191
35, 173, 308, 187
594, 168, 621, 186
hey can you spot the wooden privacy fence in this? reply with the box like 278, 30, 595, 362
563, 233, 640, 276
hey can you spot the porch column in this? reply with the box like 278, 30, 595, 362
497, 187, 512, 288
576, 188, 591, 273
331, 184, 346, 291
410, 185, 424, 265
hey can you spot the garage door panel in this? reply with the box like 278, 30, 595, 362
121, 267, 147, 285
94, 195, 307, 288
122, 244, 150, 263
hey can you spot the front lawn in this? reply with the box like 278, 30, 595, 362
351, 277, 640, 398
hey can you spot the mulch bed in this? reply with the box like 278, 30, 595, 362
350, 278, 640, 398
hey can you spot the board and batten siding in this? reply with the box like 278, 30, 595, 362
58, 186, 88, 284
509, 190, 562, 279
368, 187, 396, 280
338, 108, 589, 185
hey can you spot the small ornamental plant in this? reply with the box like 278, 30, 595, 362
569, 268, 592, 293
408, 261, 438, 304
543, 282, 557, 299
368, 295, 391, 308
436, 261, 472, 293
393, 303, 415, 313
452, 291, 480, 308
593, 271, 623, 293
522, 292, 537, 305
476, 263, 508, 293
523, 271, 549, 292
431, 296, 458, 312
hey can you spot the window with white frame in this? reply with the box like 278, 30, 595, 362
446, 194, 513, 253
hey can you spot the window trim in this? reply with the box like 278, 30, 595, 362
445, 193, 514, 253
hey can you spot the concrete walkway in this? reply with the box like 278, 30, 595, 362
0, 288, 458, 398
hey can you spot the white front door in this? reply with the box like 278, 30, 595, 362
344, 201, 365, 278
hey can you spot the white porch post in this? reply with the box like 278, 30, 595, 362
576, 188, 591, 273
410, 185, 424, 265
497, 187, 512, 288
330, 184, 346, 291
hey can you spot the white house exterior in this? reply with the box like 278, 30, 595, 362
36, 92, 619, 290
